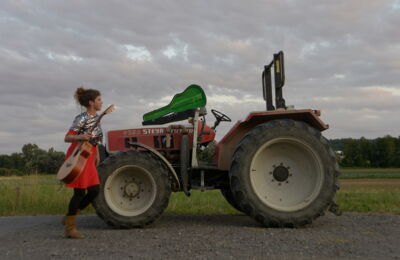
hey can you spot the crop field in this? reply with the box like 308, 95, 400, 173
0, 168, 399, 216
340, 168, 400, 179
340, 178, 400, 190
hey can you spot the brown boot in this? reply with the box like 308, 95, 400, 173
62, 210, 80, 225
64, 215, 84, 239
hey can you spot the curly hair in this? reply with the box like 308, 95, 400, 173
74, 87, 101, 108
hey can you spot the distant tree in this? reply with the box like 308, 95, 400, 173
0, 154, 13, 169
393, 137, 400, 167
341, 139, 358, 167
358, 137, 372, 167
20, 144, 65, 174
331, 136, 400, 168
0, 144, 65, 175
22, 144, 45, 174
328, 139, 345, 152
44, 148, 65, 173
9, 153, 25, 171
373, 136, 396, 167
0, 153, 25, 175
0, 168, 23, 176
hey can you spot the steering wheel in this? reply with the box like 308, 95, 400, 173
211, 109, 231, 122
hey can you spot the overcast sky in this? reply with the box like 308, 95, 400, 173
0, 0, 399, 154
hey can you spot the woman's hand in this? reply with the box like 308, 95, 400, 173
64, 132, 93, 143
79, 132, 93, 141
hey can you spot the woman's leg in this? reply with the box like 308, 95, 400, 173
65, 188, 86, 238
67, 188, 86, 216
78, 184, 100, 210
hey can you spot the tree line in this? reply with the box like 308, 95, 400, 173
330, 135, 400, 167
0, 135, 399, 176
0, 144, 65, 176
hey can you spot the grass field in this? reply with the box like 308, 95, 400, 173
0, 175, 72, 216
340, 168, 400, 179
0, 169, 399, 216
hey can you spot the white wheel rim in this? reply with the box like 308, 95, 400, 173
249, 137, 324, 212
104, 165, 157, 217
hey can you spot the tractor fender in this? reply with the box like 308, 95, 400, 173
128, 142, 181, 191
216, 109, 329, 170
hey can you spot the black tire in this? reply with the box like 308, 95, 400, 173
220, 187, 243, 213
230, 119, 340, 227
98, 144, 109, 163
93, 150, 171, 228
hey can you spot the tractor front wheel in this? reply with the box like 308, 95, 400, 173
93, 150, 171, 228
230, 119, 339, 227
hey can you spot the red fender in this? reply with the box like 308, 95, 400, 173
215, 109, 329, 170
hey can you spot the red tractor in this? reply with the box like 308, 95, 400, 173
93, 51, 340, 228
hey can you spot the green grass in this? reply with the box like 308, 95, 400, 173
167, 190, 238, 214
340, 168, 400, 179
0, 172, 399, 216
0, 175, 72, 216
337, 190, 400, 214
0, 175, 238, 216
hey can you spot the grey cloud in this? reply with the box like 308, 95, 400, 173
0, 0, 399, 154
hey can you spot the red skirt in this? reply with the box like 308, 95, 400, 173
64, 130, 100, 189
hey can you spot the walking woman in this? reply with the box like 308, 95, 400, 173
63, 87, 103, 238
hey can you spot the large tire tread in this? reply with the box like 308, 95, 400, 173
220, 187, 243, 213
93, 150, 171, 228
230, 119, 340, 228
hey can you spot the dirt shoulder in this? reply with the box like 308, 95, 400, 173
1, 212, 399, 259
340, 178, 400, 190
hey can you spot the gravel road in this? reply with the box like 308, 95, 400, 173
1, 212, 399, 259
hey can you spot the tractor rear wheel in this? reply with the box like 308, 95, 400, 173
230, 119, 339, 227
93, 150, 171, 228
220, 187, 243, 213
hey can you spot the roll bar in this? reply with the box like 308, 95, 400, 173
262, 51, 286, 111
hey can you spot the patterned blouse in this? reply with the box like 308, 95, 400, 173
69, 112, 103, 146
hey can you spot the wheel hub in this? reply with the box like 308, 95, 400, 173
250, 137, 324, 212
104, 165, 157, 217
123, 181, 141, 199
273, 165, 290, 182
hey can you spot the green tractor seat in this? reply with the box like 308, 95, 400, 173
142, 84, 207, 126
